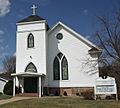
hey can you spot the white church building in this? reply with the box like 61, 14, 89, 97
11, 5, 101, 97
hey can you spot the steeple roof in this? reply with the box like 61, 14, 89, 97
17, 15, 45, 23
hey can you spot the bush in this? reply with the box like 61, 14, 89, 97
81, 90, 94, 100
3, 80, 13, 95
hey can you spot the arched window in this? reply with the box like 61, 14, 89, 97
53, 57, 60, 80
61, 56, 68, 80
25, 62, 37, 72
53, 52, 68, 80
28, 33, 34, 48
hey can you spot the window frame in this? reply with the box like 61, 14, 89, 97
53, 53, 68, 81
53, 57, 60, 80
25, 62, 37, 73
61, 56, 68, 80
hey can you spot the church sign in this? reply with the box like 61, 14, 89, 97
96, 85, 115, 93
95, 77, 118, 100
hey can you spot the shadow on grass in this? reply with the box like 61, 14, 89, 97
0, 94, 12, 100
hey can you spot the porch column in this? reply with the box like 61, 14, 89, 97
41, 77, 44, 96
13, 76, 16, 96
21, 77, 24, 93
38, 76, 41, 97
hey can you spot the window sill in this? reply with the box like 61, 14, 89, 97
53, 79, 70, 82
27, 47, 35, 50
61, 80, 70, 82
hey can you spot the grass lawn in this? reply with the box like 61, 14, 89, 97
0, 94, 12, 100
0, 97, 120, 108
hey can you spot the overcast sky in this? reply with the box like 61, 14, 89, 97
0, 0, 119, 71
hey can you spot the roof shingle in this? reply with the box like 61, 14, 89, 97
17, 15, 45, 23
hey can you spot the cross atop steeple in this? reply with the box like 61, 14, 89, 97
31, 4, 37, 15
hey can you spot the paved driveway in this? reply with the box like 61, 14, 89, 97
0, 97, 37, 105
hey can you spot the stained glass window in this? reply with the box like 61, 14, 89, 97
53, 57, 60, 80
61, 56, 68, 80
25, 63, 37, 72
53, 52, 68, 80
28, 33, 34, 48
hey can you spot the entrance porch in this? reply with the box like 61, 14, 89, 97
11, 72, 44, 97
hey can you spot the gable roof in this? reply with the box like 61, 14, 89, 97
48, 21, 101, 51
17, 15, 45, 23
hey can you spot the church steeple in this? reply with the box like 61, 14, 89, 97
31, 4, 37, 15
17, 4, 45, 23
17, 4, 49, 30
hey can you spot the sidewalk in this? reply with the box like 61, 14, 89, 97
0, 97, 37, 105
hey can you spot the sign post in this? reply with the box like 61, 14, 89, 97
95, 77, 118, 100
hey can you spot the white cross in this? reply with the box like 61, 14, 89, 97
31, 4, 37, 15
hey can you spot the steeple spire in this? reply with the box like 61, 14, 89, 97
31, 4, 37, 15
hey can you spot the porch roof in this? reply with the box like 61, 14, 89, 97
11, 72, 45, 77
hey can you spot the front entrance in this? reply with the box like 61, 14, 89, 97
24, 77, 37, 93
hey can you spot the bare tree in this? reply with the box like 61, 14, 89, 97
96, 11, 120, 65
2, 55, 16, 74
